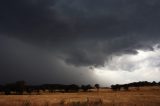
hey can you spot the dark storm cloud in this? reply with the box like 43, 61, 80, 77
0, 35, 97, 84
1, 0, 160, 67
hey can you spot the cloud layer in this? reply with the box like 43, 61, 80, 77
0, 0, 160, 84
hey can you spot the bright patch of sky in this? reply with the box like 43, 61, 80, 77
94, 45, 160, 86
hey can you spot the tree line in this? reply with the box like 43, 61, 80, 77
0, 81, 159, 95
0, 81, 99, 95
111, 81, 160, 91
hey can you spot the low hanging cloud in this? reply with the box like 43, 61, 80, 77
0, 0, 160, 84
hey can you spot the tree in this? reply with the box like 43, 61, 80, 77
95, 84, 100, 92
15, 81, 27, 95
152, 81, 156, 86
64, 84, 79, 92
111, 84, 121, 91
26, 86, 33, 95
81, 85, 92, 92
4, 84, 12, 95
123, 84, 129, 91
0, 85, 2, 92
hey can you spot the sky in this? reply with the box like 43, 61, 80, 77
0, 0, 160, 86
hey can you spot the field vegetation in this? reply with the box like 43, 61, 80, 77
0, 81, 160, 106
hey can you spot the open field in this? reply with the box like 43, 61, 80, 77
0, 86, 160, 106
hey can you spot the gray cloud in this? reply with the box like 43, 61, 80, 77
0, 35, 97, 84
1, 0, 160, 84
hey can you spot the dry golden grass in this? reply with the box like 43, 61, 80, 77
0, 86, 160, 106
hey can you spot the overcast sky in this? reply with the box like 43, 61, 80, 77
0, 0, 160, 86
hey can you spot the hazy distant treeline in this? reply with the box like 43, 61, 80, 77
111, 81, 160, 91
0, 81, 159, 95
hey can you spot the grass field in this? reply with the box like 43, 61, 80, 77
0, 86, 160, 106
